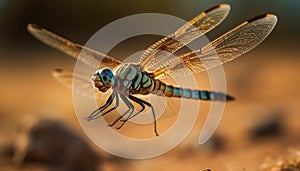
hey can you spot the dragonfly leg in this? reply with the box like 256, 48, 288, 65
125, 95, 159, 136
117, 95, 146, 130
109, 94, 134, 127
97, 92, 119, 118
85, 91, 116, 121
115, 95, 135, 129
120, 95, 145, 122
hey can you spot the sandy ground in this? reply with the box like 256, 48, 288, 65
0, 46, 299, 171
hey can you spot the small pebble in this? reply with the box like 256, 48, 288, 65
12, 116, 101, 171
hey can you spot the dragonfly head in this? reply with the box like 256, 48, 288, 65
92, 68, 114, 92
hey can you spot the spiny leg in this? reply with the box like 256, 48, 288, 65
108, 94, 134, 127
116, 95, 134, 129
125, 95, 148, 120
119, 95, 146, 124
87, 91, 115, 118
117, 106, 144, 129
85, 95, 114, 121
92, 92, 120, 120
128, 95, 159, 136
85, 91, 116, 121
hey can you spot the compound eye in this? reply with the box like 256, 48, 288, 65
98, 67, 114, 88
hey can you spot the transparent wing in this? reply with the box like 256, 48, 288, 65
52, 68, 98, 98
152, 14, 278, 79
27, 24, 122, 69
139, 4, 230, 70
53, 68, 113, 108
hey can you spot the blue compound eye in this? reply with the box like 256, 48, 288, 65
99, 68, 114, 88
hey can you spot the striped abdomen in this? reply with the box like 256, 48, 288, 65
151, 79, 234, 101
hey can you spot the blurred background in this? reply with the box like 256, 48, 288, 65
0, 0, 299, 171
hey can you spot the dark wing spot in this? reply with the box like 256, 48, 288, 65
103, 76, 107, 81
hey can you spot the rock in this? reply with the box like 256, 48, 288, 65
204, 133, 226, 152
12, 116, 100, 171
248, 111, 284, 140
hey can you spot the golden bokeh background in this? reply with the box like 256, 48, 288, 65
0, 1, 299, 171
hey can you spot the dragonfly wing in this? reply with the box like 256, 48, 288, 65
53, 68, 97, 98
27, 24, 122, 69
153, 14, 278, 79
53, 68, 113, 107
139, 4, 230, 69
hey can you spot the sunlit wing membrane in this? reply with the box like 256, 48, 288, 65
139, 4, 230, 70
27, 24, 122, 69
53, 68, 113, 106
153, 14, 277, 79
53, 68, 97, 98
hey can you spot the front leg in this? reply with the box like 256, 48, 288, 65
108, 94, 134, 127
85, 91, 117, 121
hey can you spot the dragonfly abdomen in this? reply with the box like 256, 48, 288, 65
152, 79, 234, 101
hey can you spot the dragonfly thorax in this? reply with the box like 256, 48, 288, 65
92, 67, 114, 92
115, 63, 153, 95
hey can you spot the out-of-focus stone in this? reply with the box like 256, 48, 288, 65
12, 116, 100, 171
248, 111, 284, 140
204, 133, 226, 152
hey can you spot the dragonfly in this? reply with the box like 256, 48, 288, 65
27, 4, 277, 136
